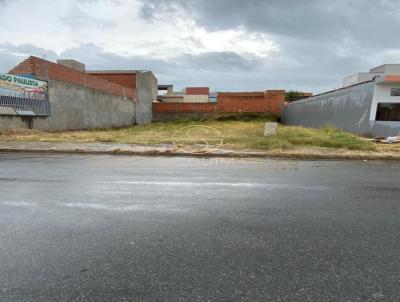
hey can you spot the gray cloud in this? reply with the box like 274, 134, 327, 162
59, 44, 262, 81
139, 0, 400, 48
2, 0, 399, 92
1, 0, 400, 93
1, 42, 348, 92
179, 52, 260, 71
0, 51, 23, 74
136, 0, 400, 92
0, 43, 58, 72
59, 7, 117, 30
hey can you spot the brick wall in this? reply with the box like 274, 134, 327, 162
153, 90, 285, 119
186, 87, 210, 95
85, 73, 137, 90
9, 56, 134, 99
154, 102, 218, 113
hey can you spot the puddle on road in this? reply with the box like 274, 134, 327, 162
1, 200, 186, 213
62, 202, 187, 212
2, 201, 37, 207
101, 181, 264, 187
0, 177, 63, 183
97, 180, 328, 191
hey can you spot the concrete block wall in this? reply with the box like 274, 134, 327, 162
282, 82, 400, 137
153, 90, 285, 121
135, 71, 157, 124
86, 71, 157, 125
2, 56, 159, 131
282, 83, 376, 136
0, 80, 136, 131
0, 116, 32, 130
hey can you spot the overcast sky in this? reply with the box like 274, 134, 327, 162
1, 0, 400, 92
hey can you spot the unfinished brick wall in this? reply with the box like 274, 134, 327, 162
186, 87, 210, 95
217, 91, 284, 116
153, 90, 285, 120
85, 73, 137, 90
9, 56, 134, 99
154, 102, 218, 113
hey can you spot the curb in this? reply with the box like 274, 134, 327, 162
0, 147, 399, 161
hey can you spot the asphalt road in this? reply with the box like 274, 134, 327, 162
0, 154, 399, 302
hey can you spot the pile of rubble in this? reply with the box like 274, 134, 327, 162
373, 136, 400, 144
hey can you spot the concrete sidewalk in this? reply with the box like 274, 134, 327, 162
0, 141, 399, 160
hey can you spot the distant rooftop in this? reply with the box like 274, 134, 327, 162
369, 64, 400, 74
343, 64, 400, 87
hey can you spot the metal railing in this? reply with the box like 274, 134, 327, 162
0, 95, 51, 116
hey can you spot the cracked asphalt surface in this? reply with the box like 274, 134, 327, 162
0, 154, 399, 301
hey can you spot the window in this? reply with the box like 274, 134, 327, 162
376, 103, 400, 121
390, 88, 400, 96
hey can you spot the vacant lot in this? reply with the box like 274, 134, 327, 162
0, 118, 379, 152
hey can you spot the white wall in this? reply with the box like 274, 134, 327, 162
370, 83, 400, 121
160, 95, 210, 103
370, 64, 400, 74
342, 72, 378, 87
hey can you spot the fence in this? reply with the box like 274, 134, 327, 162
0, 95, 51, 116
153, 90, 285, 121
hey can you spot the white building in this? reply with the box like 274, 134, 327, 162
283, 65, 400, 137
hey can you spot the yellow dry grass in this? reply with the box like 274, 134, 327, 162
0, 119, 380, 152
